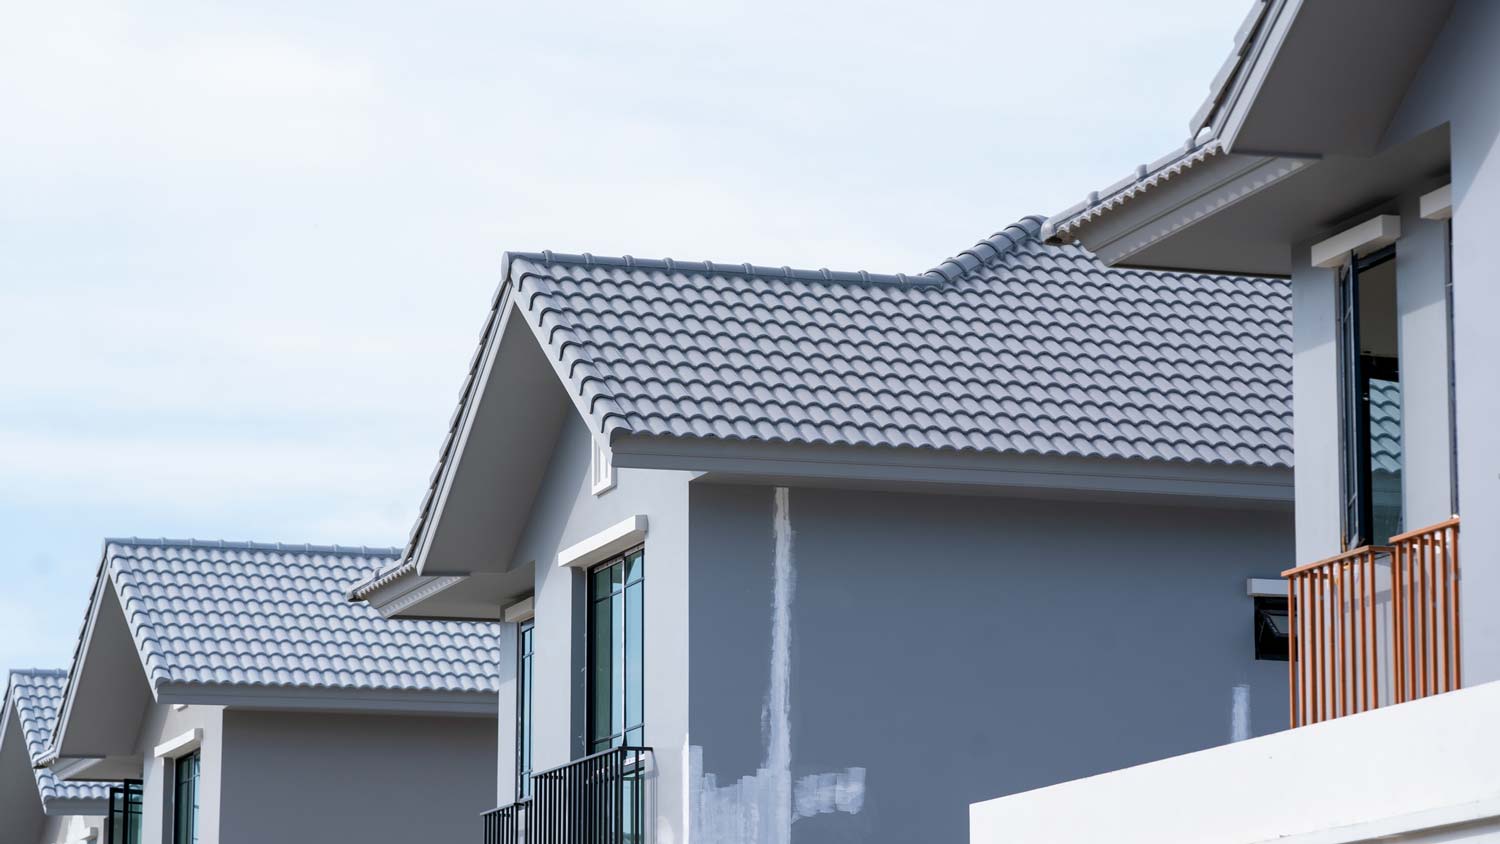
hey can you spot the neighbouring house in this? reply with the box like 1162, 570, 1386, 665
349, 214, 1297, 843
972, 1, 1500, 841
38, 539, 501, 844
1, 670, 108, 844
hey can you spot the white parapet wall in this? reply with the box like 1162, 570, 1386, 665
971, 680, 1500, 844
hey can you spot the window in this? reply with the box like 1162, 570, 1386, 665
591, 438, 615, 495
105, 780, 143, 844
1254, 596, 1290, 661
517, 620, 534, 799
1337, 246, 1403, 547
588, 547, 643, 753
174, 751, 200, 844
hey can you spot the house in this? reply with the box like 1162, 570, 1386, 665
1, 670, 108, 844
39, 538, 501, 844
350, 215, 1297, 843
972, 1, 1500, 841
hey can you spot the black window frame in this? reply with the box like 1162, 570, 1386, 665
517, 618, 535, 800
585, 545, 645, 756
173, 750, 200, 844
105, 780, 143, 844
1336, 245, 1399, 549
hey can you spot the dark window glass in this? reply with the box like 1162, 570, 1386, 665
1255, 596, 1290, 661
106, 780, 143, 844
517, 621, 534, 799
174, 751, 200, 844
1337, 249, 1403, 547
588, 548, 644, 754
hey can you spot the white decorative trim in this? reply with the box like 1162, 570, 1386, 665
172, 703, 189, 711
503, 596, 535, 624
153, 728, 202, 759
381, 574, 466, 617
1311, 215, 1401, 268
557, 515, 648, 569
591, 437, 616, 495
1420, 184, 1452, 221
1246, 578, 1285, 597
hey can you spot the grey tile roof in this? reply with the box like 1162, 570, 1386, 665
373, 216, 1291, 578
4, 670, 108, 806
100, 539, 500, 695
1370, 379, 1401, 475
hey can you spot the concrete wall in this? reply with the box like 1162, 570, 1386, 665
133, 702, 225, 844
688, 483, 1293, 844
217, 710, 495, 844
970, 678, 1500, 844
1395, 0, 1500, 686
37, 814, 103, 844
503, 410, 694, 843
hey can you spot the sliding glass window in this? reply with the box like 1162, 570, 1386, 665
174, 751, 200, 844
517, 620, 534, 799
588, 547, 643, 754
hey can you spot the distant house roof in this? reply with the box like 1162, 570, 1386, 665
2, 670, 108, 809
45, 539, 502, 764
353, 215, 1292, 597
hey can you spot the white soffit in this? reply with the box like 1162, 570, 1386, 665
153, 728, 202, 759
1311, 215, 1401, 268
503, 596, 535, 624
557, 515, 648, 570
1420, 184, 1453, 220
1246, 578, 1285, 597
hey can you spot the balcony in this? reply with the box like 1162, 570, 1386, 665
1283, 517, 1460, 726
483, 746, 652, 844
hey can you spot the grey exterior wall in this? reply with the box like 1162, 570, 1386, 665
217, 710, 495, 844
1290, 0, 1500, 682
1388, 0, 1500, 685
688, 483, 1292, 844
134, 702, 225, 844
504, 410, 694, 842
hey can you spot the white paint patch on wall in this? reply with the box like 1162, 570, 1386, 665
688, 487, 865, 844
1231, 683, 1251, 743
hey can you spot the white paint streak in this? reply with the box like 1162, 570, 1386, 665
794, 767, 867, 818
1231, 683, 1251, 742
687, 487, 865, 844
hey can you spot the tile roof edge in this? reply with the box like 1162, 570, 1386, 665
1041, 141, 1229, 243
104, 537, 402, 556
506, 215, 1049, 286
347, 559, 419, 601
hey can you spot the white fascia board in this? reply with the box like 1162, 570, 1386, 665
153, 728, 202, 759
557, 516, 649, 569
1311, 215, 1401, 268
1247, 578, 1286, 597
503, 596, 535, 623
1420, 184, 1453, 220
153, 683, 498, 717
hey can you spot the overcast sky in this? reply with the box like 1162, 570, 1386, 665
0, 0, 1246, 670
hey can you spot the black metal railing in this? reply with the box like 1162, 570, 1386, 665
483, 746, 652, 844
484, 798, 531, 844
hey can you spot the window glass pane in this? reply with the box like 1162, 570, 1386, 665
625, 580, 643, 733
174, 753, 199, 844
611, 590, 625, 739
624, 549, 643, 584
592, 565, 614, 601
1370, 378, 1403, 544
591, 595, 613, 748
518, 622, 534, 799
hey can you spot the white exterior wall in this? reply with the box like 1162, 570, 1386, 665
1290, 245, 1342, 565
37, 814, 104, 844
971, 679, 1500, 844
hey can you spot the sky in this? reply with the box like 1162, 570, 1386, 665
0, 0, 1248, 671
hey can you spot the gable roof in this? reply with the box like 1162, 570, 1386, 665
354, 215, 1292, 596
46, 539, 502, 761
1, 670, 108, 809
